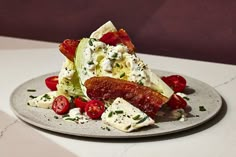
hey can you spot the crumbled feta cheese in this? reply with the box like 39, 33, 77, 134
102, 97, 155, 132
101, 58, 112, 72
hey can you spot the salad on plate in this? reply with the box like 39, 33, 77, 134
27, 21, 190, 133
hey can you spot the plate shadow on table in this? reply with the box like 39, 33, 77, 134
22, 96, 227, 143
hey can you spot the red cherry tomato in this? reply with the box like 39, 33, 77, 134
52, 95, 70, 115
167, 94, 187, 110
162, 75, 187, 93
85, 100, 105, 119
74, 97, 87, 113
45, 76, 58, 91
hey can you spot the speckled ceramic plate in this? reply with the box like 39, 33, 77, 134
10, 70, 222, 138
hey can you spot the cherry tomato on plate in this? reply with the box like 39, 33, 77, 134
74, 97, 87, 113
161, 75, 187, 93
85, 100, 105, 119
52, 95, 70, 115
45, 76, 58, 91
167, 94, 187, 110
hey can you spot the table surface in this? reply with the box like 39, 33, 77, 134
1, 36, 236, 157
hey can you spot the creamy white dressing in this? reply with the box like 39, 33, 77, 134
63, 108, 89, 124
27, 91, 57, 109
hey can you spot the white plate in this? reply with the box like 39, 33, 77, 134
10, 70, 222, 138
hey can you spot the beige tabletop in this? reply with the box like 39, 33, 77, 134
0, 36, 59, 49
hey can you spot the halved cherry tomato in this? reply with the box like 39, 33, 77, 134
161, 75, 187, 93
59, 39, 80, 61
45, 76, 58, 91
52, 95, 70, 115
74, 97, 87, 113
167, 94, 187, 110
85, 100, 105, 119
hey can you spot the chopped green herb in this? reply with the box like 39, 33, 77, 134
62, 114, 69, 118
125, 125, 131, 130
108, 111, 113, 117
88, 61, 94, 65
138, 80, 143, 85
64, 117, 76, 121
54, 116, 59, 119
112, 52, 118, 58
115, 63, 120, 67
136, 116, 148, 124
89, 39, 93, 46
29, 95, 37, 99
42, 94, 51, 100
132, 115, 141, 120
106, 127, 111, 131
115, 110, 124, 114
199, 106, 206, 111
120, 72, 125, 78
27, 89, 36, 92
183, 97, 190, 101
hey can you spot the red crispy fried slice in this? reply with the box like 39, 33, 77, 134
59, 39, 80, 61
100, 29, 136, 53
84, 77, 168, 119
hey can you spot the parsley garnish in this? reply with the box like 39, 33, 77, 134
138, 80, 143, 85
115, 110, 124, 114
108, 111, 113, 117
115, 63, 120, 67
136, 116, 148, 124
89, 39, 93, 46
183, 97, 190, 101
42, 94, 51, 100
29, 95, 37, 99
120, 72, 125, 78
87, 61, 94, 65
27, 89, 36, 92
132, 115, 141, 120
199, 106, 206, 111
125, 125, 131, 130
112, 52, 118, 58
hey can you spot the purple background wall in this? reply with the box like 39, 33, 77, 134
1, 0, 235, 64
